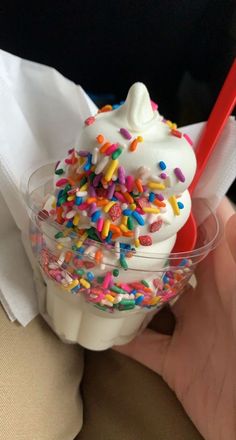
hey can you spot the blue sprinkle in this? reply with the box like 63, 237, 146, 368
83, 153, 92, 171
78, 247, 85, 254
163, 275, 169, 284
148, 192, 155, 202
105, 231, 113, 243
71, 284, 81, 294
66, 220, 73, 228
112, 104, 120, 109
135, 295, 144, 305
87, 272, 95, 281
177, 202, 184, 209
159, 161, 166, 170
131, 289, 137, 294
179, 258, 188, 266
75, 196, 82, 206
91, 210, 101, 222
122, 209, 132, 216
111, 196, 117, 201
132, 210, 145, 225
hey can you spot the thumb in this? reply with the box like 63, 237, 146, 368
114, 329, 171, 376
225, 213, 236, 262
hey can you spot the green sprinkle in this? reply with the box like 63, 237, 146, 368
55, 168, 64, 175
141, 280, 150, 287
79, 176, 87, 187
119, 302, 135, 311
120, 255, 128, 270
58, 196, 67, 206
63, 184, 71, 194
112, 147, 123, 160
87, 227, 101, 241
127, 216, 134, 230
95, 304, 107, 312
110, 285, 127, 295
54, 231, 64, 239
97, 276, 104, 284
89, 172, 96, 182
75, 269, 85, 276
120, 299, 136, 306
113, 268, 120, 277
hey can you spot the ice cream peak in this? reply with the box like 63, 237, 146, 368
119, 82, 157, 131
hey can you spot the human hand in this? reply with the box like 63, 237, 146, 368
115, 197, 236, 440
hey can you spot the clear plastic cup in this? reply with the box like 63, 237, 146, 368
23, 163, 222, 350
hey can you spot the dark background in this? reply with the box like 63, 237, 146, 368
0, 0, 235, 200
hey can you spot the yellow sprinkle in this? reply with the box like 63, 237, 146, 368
142, 207, 160, 214
103, 201, 116, 213
137, 136, 144, 142
102, 219, 111, 238
169, 195, 180, 216
67, 195, 75, 201
104, 159, 118, 182
80, 183, 88, 191
56, 244, 63, 250
73, 214, 80, 226
80, 278, 90, 289
134, 238, 140, 247
148, 182, 165, 190
166, 120, 172, 128
130, 203, 136, 211
105, 294, 115, 302
66, 279, 79, 291
120, 224, 128, 232
150, 296, 161, 305
122, 215, 128, 226
76, 232, 88, 247
52, 200, 56, 209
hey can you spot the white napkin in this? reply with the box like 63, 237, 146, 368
0, 49, 235, 326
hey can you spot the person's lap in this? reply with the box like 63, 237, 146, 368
0, 304, 203, 440
0, 304, 83, 440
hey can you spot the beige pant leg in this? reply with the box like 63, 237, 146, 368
0, 305, 83, 440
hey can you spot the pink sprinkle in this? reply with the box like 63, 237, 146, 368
89, 186, 96, 197
105, 143, 119, 155
183, 133, 193, 146
174, 167, 185, 183
97, 218, 104, 232
85, 116, 95, 126
77, 202, 89, 210
118, 166, 126, 184
160, 173, 167, 179
114, 192, 126, 202
139, 235, 153, 246
171, 129, 182, 138
65, 158, 73, 164
56, 178, 68, 187
68, 148, 75, 154
120, 128, 132, 140
136, 207, 145, 215
126, 175, 134, 192
102, 272, 112, 289
150, 100, 158, 111
107, 182, 115, 199
119, 283, 132, 293
156, 193, 164, 201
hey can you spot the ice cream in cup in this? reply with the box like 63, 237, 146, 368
24, 83, 221, 350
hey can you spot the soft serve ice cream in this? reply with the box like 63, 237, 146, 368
38, 82, 196, 314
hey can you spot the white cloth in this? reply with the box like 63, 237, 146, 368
0, 49, 235, 326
